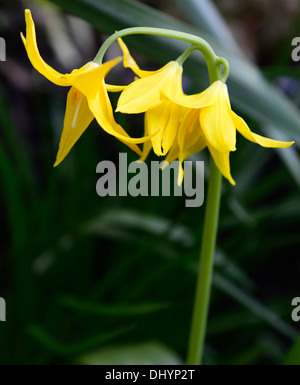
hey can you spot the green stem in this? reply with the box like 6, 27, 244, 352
186, 157, 222, 365
176, 44, 198, 65
184, 34, 224, 365
94, 27, 225, 83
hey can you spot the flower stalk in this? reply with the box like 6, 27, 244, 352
94, 27, 226, 83
186, 157, 222, 365
185, 45, 224, 364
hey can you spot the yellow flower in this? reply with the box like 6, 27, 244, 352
116, 40, 293, 186
21, 10, 150, 166
116, 40, 235, 184
165, 80, 294, 185
116, 38, 184, 158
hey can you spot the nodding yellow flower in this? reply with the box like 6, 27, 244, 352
116, 38, 184, 158
116, 40, 294, 186
21, 10, 151, 166
165, 80, 294, 185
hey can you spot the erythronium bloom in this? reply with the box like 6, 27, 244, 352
116, 38, 184, 158
166, 80, 294, 184
116, 39, 235, 183
21, 10, 151, 166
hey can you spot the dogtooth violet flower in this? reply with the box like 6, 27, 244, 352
116, 38, 184, 161
21, 10, 151, 166
116, 39, 294, 185
165, 80, 294, 184
116, 40, 234, 184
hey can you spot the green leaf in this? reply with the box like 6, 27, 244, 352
28, 324, 135, 356
59, 296, 170, 316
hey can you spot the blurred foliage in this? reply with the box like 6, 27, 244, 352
0, 0, 299, 365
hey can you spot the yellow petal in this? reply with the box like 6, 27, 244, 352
89, 88, 144, 155
66, 58, 121, 98
145, 101, 180, 157
155, 67, 184, 155
116, 61, 182, 114
178, 109, 202, 153
178, 133, 206, 186
177, 161, 184, 186
165, 80, 223, 108
163, 133, 206, 186
139, 142, 152, 161
163, 138, 180, 165
92, 86, 154, 154
145, 106, 165, 156
117, 38, 158, 78
207, 143, 235, 185
21, 9, 69, 86
182, 137, 206, 159
200, 83, 236, 152
161, 102, 183, 155
54, 87, 94, 166
231, 111, 295, 148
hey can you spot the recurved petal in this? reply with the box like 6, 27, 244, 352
207, 143, 236, 185
231, 111, 295, 148
200, 85, 236, 152
22, 9, 69, 86
117, 38, 158, 78
54, 87, 94, 167
116, 61, 182, 114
